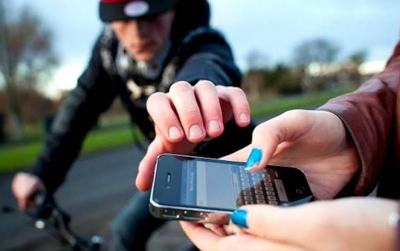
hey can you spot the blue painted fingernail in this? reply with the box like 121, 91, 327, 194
245, 148, 262, 169
231, 209, 248, 228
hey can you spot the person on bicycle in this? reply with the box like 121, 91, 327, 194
11, 0, 255, 250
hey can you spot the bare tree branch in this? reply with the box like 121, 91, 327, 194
293, 38, 340, 68
0, 0, 59, 139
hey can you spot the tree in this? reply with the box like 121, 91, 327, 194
346, 50, 368, 87
292, 38, 340, 93
0, 0, 58, 140
347, 50, 368, 67
243, 50, 269, 100
245, 49, 269, 70
293, 38, 340, 68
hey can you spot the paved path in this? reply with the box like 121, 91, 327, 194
0, 146, 191, 251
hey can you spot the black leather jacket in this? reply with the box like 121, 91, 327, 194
30, 19, 255, 192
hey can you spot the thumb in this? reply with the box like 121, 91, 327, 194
218, 120, 285, 172
222, 120, 284, 172
243, 111, 313, 172
220, 144, 253, 163
136, 137, 164, 191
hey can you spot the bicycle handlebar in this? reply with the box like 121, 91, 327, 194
2, 193, 102, 251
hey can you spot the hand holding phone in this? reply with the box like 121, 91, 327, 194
149, 154, 314, 224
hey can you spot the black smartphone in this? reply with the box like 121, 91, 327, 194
149, 154, 314, 224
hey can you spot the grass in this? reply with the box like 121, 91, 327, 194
250, 88, 352, 117
0, 88, 354, 174
0, 142, 44, 174
0, 128, 136, 174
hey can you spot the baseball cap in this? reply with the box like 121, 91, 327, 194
99, 0, 175, 22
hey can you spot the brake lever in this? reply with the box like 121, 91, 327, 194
23, 193, 55, 221
2, 193, 102, 250
34, 192, 47, 207
31, 194, 78, 246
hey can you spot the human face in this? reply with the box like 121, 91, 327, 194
111, 11, 175, 62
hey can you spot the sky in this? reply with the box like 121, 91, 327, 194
11, 0, 400, 97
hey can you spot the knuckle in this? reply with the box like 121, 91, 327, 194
282, 109, 309, 121
252, 123, 268, 137
147, 92, 165, 104
14, 172, 26, 181
215, 85, 225, 91
227, 87, 248, 103
228, 86, 244, 95
184, 108, 202, 121
146, 92, 166, 111
169, 81, 192, 93
195, 80, 214, 89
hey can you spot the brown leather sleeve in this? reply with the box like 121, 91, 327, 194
318, 40, 400, 196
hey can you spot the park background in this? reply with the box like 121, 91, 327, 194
0, 0, 399, 250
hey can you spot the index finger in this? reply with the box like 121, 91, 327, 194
216, 86, 250, 127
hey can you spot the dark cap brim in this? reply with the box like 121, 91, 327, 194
99, 0, 174, 22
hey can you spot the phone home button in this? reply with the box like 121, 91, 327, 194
296, 189, 303, 194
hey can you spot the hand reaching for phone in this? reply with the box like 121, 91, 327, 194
136, 81, 251, 191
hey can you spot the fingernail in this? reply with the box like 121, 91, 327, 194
168, 126, 181, 139
245, 148, 262, 169
240, 113, 249, 123
231, 209, 248, 228
207, 120, 220, 132
189, 125, 203, 139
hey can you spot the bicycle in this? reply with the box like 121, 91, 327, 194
2, 193, 103, 251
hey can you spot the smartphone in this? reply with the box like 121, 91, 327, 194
149, 154, 314, 224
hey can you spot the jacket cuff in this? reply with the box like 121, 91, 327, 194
29, 164, 46, 185
318, 104, 379, 196
29, 161, 59, 194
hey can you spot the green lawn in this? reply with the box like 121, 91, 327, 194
0, 128, 136, 174
0, 88, 353, 174
250, 88, 351, 117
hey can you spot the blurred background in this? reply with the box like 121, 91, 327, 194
0, 0, 399, 250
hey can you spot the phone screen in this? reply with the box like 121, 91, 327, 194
152, 154, 313, 212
